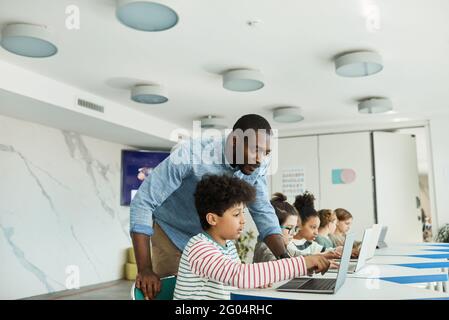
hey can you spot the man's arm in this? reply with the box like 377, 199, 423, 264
264, 234, 290, 258
130, 141, 192, 299
131, 233, 160, 300
246, 174, 288, 258
130, 149, 191, 237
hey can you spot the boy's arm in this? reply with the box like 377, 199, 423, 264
188, 241, 330, 289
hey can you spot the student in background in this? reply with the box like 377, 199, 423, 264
292, 192, 341, 259
253, 193, 300, 262
329, 208, 361, 257
316, 209, 338, 249
253, 192, 338, 270
329, 208, 353, 247
173, 175, 330, 300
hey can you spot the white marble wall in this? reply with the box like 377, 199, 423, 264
0, 114, 132, 299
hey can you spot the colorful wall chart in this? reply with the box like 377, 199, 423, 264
332, 168, 356, 184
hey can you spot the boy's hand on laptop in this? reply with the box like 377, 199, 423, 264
303, 255, 330, 275
135, 267, 161, 300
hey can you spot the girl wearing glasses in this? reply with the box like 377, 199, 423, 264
253, 192, 301, 262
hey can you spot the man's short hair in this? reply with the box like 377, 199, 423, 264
232, 114, 272, 134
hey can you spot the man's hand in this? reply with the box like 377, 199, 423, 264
135, 267, 161, 300
303, 255, 331, 275
131, 232, 159, 300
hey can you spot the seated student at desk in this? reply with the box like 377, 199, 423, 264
315, 209, 338, 249
253, 192, 301, 262
329, 208, 361, 257
291, 192, 341, 259
253, 192, 339, 271
173, 175, 330, 300
329, 208, 353, 247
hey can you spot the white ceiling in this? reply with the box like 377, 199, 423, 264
1, 0, 449, 133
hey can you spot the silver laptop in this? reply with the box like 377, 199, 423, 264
345, 223, 382, 263
277, 233, 355, 294
376, 226, 388, 249
329, 228, 372, 274
365, 224, 383, 260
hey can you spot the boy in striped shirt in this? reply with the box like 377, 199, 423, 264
173, 175, 330, 300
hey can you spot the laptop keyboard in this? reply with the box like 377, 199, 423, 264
299, 279, 336, 291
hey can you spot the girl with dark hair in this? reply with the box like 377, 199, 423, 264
292, 192, 342, 259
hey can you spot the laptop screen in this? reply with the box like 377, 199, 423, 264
354, 228, 373, 271
335, 232, 355, 291
366, 224, 383, 259
378, 226, 388, 243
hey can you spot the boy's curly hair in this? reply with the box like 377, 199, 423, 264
194, 175, 256, 230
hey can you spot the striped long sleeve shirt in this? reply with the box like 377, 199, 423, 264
173, 233, 307, 300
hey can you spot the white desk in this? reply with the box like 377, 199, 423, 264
367, 256, 448, 265
230, 278, 449, 300
306, 265, 447, 289
374, 247, 449, 258
388, 242, 449, 248
372, 246, 449, 292
346, 264, 446, 279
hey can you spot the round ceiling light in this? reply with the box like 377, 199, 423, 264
200, 116, 227, 130
131, 85, 168, 104
116, 0, 179, 32
358, 98, 393, 114
273, 107, 304, 123
335, 51, 383, 77
0, 23, 58, 58
223, 69, 264, 92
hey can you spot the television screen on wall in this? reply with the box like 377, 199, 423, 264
121, 149, 170, 206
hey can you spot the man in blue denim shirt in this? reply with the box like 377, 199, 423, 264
130, 114, 328, 299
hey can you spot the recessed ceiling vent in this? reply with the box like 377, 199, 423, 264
76, 98, 105, 113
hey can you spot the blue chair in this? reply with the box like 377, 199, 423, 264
131, 275, 177, 300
